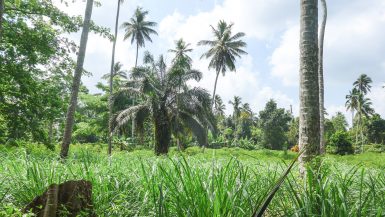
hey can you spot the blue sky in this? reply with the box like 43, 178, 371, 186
56, 0, 385, 124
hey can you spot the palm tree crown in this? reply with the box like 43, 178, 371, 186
198, 20, 247, 75
353, 74, 372, 95
121, 7, 158, 48
198, 20, 247, 106
169, 38, 193, 64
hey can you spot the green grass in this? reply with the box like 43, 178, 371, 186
0, 144, 384, 216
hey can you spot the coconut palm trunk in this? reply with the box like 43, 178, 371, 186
319, 0, 327, 154
60, 0, 94, 159
0, 0, 4, 42
108, 0, 122, 156
212, 71, 220, 106
299, 0, 320, 173
154, 105, 171, 155
131, 42, 140, 140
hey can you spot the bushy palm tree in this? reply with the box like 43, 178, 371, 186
198, 20, 247, 105
114, 52, 216, 155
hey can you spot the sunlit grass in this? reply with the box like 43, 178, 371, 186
0, 144, 384, 216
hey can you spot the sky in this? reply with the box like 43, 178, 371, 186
54, 0, 385, 124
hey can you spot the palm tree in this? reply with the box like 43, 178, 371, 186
229, 96, 242, 121
229, 96, 242, 138
198, 20, 247, 106
60, 0, 94, 159
345, 88, 359, 126
121, 7, 158, 139
102, 62, 127, 80
214, 95, 226, 117
114, 52, 216, 155
169, 38, 193, 64
121, 7, 158, 67
356, 93, 374, 152
353, 74, 372, 95
107, 0, 125, 156
168, 39, 193, 150
299, 0, 320, 172
318, 0, 327, 154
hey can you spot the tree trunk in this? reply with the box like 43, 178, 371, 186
319, 0, 327, 154
60, 0, 94, 159
0, 0, 4, 42
48, 120, 54, 146
132, 42, 139, 139
154, 106, 171, 155
43, 184, 59, 217
108, 0, 121, 156
299, 0, 320, 174
212, 71, 220, 107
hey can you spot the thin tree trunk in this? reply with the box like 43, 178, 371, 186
319, 0, 327, 154
132, 42, 139, 139
48, 120, 53, 146
176, 80, 181, 150
0, 0, 4, 42
212, 71, 220, 106
60, 0, 94, 159
299, 0, 320, 174
108, 0, 121, 156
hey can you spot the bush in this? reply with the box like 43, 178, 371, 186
73, 122, 99, 143
329, 131, 354, 155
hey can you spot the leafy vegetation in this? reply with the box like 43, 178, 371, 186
0, 146, 384, 216
1, 0, 385, 216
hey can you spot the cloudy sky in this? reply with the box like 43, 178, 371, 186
55, 0, 385, 124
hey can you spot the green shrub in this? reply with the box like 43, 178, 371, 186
329, 130, 354, 155
73, 122, 99, 143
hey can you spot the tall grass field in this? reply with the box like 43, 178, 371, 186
0, 145, 384, 216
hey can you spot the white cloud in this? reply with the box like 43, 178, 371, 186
368, 85, 385, 118
270, 25, 299, 86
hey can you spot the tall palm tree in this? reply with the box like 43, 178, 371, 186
121, 7, 158, 67
115, 52, 216, 155
229, 96, 242, 138
229, 96, 242, 121
214, 95, 226, 117
169, 39, 193, 150
299, 0, 320, 172
60, 0, 94, 159
345, 88, 359, 126
354, 74, 372, 95
121, 7, 158, 139
356, 93, 374, 152
198, 20, 247, 106
318, 0, 327, 154
107, 0, 125, 156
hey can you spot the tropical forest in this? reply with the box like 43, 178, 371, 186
0, 0, 384, 216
